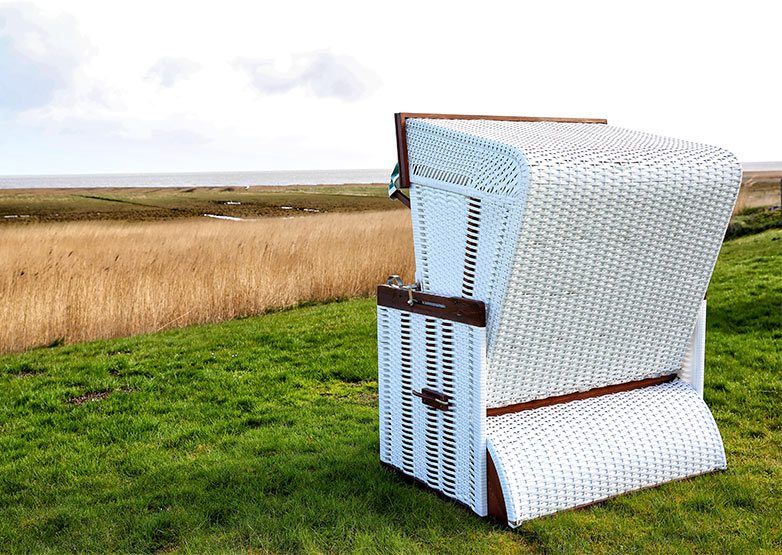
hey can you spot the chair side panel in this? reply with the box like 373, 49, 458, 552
377, 305, 488, 515
679, 299, 707, 396
409, 184, 525, 351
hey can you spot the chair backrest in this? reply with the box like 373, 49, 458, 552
404, 117, 741, 408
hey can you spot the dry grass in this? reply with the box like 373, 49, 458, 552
4, 174, 776, 355
0, 211, 414, 353
735, 172, 781, 214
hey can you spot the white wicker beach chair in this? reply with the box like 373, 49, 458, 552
378, 113, 741, 526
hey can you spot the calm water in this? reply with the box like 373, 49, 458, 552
0, 168, 390, 189
1, 163, 777, 189
742, 161, 782, 172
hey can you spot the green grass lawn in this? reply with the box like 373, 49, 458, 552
1, 230, 780, 554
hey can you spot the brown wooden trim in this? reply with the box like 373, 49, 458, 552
400, 113, 609, 124
412, 388, 451, 411
389, 188, 410, 208
377, 285, 486, 327
486, 374, 677, 417
394, 112, 608, 189
394, 113, 412, 192
486, 449, 509, 525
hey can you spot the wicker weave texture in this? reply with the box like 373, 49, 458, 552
405, 119, 741, 408
410, 184, 523, 345
377, 305, 488, 515
486, 379, 726, 525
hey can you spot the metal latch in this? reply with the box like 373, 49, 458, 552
412, 388, 452, 411
387, 275, 420, 306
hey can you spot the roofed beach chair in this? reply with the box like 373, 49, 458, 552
377, 113, 741, 526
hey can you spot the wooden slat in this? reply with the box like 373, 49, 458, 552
486, 449, 509, 525
377, 285, 486, 327
400, 112, 608, 124
394, 112, 608, 188
486, 374, 677, 417
389, 188, 410, 208
394, 113, 413, 194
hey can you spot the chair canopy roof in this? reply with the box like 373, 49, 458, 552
404, 117, 741, 408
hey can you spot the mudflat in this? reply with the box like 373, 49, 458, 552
0, 183, 400, 224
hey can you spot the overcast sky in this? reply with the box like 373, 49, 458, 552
0, 0, 780, 175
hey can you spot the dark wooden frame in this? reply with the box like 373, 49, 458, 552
486, 450, 508, 523
486, 374, 676, 417
377, 284, 486, 327
394, 112, 608, 191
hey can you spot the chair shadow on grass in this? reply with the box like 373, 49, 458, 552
126, 431, 506, 552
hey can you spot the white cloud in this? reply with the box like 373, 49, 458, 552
146, 57, 201, 88
0, 0, 780, 174
236, 51, 378, 101
0, 2, 86, 110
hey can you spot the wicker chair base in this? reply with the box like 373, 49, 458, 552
486, 378, 726, 526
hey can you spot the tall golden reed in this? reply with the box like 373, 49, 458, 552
0, 211, 415, 353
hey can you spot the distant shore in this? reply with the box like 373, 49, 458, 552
0, 168, 390, 189
0, 184, 397, 224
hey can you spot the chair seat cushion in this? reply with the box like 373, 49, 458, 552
486, 379, 726, 525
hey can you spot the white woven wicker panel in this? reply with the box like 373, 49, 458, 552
405, 119, 741, 407
410, 185, 469, 294
410, 184, 524, 344
486, 379, 726, 526
377, 306, 488, 515
406, 122, 529, 199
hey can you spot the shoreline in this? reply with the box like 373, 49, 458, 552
0, 182, 387, 193
0, 168, 391, 190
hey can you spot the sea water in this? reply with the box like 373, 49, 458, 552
0, 168, 390, 189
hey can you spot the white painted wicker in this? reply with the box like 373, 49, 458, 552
680, 299, 708, 396
407, 119, 741, 407
379, 116, 740, 525
377, 305, 488, 515
486, 379, 726, 525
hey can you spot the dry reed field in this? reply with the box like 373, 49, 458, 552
0, 211, 414, 353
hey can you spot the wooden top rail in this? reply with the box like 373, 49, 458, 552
394, 112, 608, 189
377, 285, 486, 327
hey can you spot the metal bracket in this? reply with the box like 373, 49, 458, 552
388, 163, 411, 208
